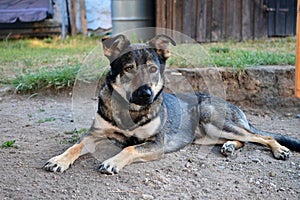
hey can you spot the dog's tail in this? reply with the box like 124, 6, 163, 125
249, 124, 300, 152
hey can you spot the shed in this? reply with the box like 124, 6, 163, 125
155, 0, 297, 42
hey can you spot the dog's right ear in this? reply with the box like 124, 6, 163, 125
102, 35, 130, 62
148, 34, 176, 60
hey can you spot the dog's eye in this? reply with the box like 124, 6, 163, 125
149, 66, 158, 73
124, 65, 134, 73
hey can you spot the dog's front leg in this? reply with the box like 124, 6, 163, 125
98, 138, 163, 174
43, 133, 103, 173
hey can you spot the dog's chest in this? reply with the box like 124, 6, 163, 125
93, 114, 161, 139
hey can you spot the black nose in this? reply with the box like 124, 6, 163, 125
130, 85, 154, 105
137, 85, 153, 98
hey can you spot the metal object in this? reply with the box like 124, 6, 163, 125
111, 0, 155, 37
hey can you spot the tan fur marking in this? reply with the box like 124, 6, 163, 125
225, 140, 245, 149
66, 143, 84, 158
123, 146, 138, 154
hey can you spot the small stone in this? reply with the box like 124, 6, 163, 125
185, 162, 191, 168
202, 188, 210, 193
270, 183, 276, 188
251, 158, 261, 163
218, 165, 225, 170
249, 178, 254, 183
284, 113, 293, 117
278, 187, 285, 191
142, 194, 154, 199
269, 171, 276, 177
295, 114, 300, 119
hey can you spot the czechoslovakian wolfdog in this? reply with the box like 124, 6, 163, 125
43, 34, 300, 174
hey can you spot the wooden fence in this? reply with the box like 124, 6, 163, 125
156, 0, 269, 42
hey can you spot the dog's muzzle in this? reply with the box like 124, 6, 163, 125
130, 85, 154, 106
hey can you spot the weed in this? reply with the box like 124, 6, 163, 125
209, 47, 230, 53
1, 140, 17, 148
62, 128, 88, 143
37, 117, 56, 124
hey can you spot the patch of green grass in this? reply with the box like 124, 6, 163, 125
12, 65, 81, 93
37, 117, 56, 124
202, 37, 296, 69
210, 49, 295, 69
1, 140, 17, 149
167, 37, 295, 69
62, 128, 88, 143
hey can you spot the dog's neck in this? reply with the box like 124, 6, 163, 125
97, 84, 163, 131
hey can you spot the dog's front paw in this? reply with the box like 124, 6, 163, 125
221, 142, 235, 157
98, 158, 121, 175
273, 146, 290, 160
43, 155, 72, 173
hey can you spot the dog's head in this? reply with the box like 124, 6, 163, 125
102, 34, 176, 106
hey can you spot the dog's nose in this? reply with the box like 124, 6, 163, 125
130, 85, 154, 105
137, 85, 153, 98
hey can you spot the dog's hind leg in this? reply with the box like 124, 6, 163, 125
43, 133, 102, 173
205, 123, 290, 160
221, 140, 245, 157
193, 137, 245, 157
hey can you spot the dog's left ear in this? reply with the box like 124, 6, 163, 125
148, 35, 176, 60
102, 34, 130, 62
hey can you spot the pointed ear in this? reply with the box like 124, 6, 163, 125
102, 34, 130, 62
148, 34, 176, 60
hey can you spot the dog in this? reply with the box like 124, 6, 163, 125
43, 34, 300, 174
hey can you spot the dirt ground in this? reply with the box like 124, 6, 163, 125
0, 92, 299, 200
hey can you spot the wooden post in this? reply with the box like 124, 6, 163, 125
61, 0, 67, 41
70, 0, 77, 35
296, 0, 300, 98
80, 0, 87, 36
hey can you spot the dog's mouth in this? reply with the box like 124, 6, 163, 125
130, 85, 154, 106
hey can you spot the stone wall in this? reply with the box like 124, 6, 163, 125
165, 66, 300, 110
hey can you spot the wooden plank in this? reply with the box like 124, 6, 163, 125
182, 0, 197, 40
156, 0, 163, 28
296, 0, 300, 98
205, 0, 212, 42
70, 0, 77, 35
174, 0, 183, 42
182, 0, 192, 37
0, 21, 61, 39
211, 0, 225, 41
165, 0, 172, 35
253, 0, 268, 39
225, 0, 242, 41
225, 0, 233, 40
242, 0, 254, 40
275, 0, 287, 36
285, 0, 297, 35
80, 0, 87, 36
196, 0, 207, 42
267, 0, 276, 36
